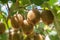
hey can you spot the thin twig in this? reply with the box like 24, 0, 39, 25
7, 3, 11, 40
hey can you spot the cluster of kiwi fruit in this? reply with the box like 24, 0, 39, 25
10, 8, 54, 40
10, 8, 41, 40
22, 8, 40, 35
10, 8, 40, 35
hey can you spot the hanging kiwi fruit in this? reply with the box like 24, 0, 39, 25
22, 20, 34, 35
0, 22, 6, 34
12, 31, 21, 40
27, 8, 40, 25
10, 13, 24, 29
41, 10, 54, 25
9, 29, 21, 40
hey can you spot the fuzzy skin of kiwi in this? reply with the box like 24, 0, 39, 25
41, 10, 54, 25
27, 8, 40, 25
22, 20, 34, 35
11, 13, 23, 29
12, 32, 21, 40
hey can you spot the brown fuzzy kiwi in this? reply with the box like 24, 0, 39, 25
41, 10, 54, 25
12, 32, 21, 40
0, 22, 6, 34
9, 29, 21, 40
22, 20, 34, 35
27, 8, 40, 25
10, 13, 23, 29
34, 34, 43, 40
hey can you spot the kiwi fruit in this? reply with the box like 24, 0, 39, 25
0, 22, 6, 34
22, 20, 34, 35
10, 13, 23, 29
27, 8, 40, 25
12, 32, 21, 40
9, 29, 23, 40
41, 10, 54, 25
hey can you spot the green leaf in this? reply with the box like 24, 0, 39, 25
49, 35, 59, 40
19, 0, 30, 6
48, 0, 57, 6
30, 0, 49, 6
10, 10, 17, 16
0, 33, 8, 40
0, 15, 3, 20
55, 6, 60, 10
8, 19, 12, 28
0, 0, 8, 4
57, 13, 60, 20
11, 0, 16, 3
